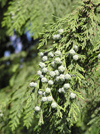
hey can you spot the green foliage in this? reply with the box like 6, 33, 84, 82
0, 43, 40, 133
2, 0, 80, 39
32, 0, 100, 133
0, 0, 9, 41
0, 0, 8, 7
80, 67, 100, 134
1, 0, 100, 134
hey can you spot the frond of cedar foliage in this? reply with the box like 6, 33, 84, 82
0, 45, 40, 133
33, 0, 100, 133
80, 68, 100, 134
34, 1, 100, 133
2, 0, 80, 39
0, 0, 10, 41
1, 1, 100, 133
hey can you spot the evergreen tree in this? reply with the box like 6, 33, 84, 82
0, 0, 100, 134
